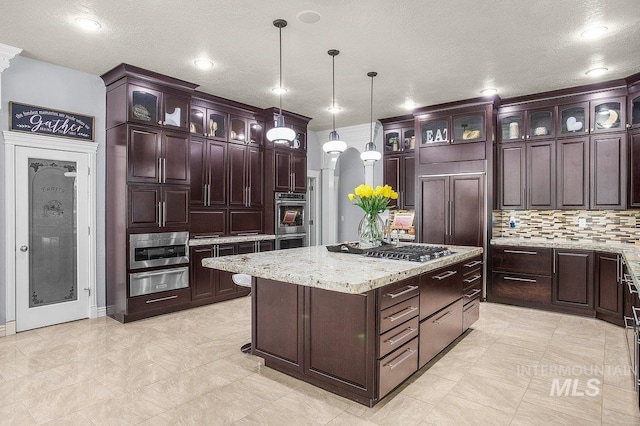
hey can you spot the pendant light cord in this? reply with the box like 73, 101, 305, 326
369, 74, 374, 143
332, 54, 336, 132
278, 25, 283, 115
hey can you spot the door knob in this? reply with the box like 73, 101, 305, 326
20, 245, 28, 252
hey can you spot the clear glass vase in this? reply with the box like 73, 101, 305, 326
358, 212, 384, 249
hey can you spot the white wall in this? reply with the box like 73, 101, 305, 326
0, 56, 106, 324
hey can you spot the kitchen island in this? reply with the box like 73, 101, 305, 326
203, 244, 483, 406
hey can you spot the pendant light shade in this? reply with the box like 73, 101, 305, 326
266, 19, 295, 145
323, 49, 347, 154
361, 71, 381, 163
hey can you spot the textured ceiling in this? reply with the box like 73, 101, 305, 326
1, 1, 639, 131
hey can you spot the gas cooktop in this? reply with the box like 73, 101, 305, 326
363, 245, 453, 262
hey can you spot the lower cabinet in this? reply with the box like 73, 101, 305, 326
419, 299, 463, 367
552, 249, 594, 313
595, 252, 623, 326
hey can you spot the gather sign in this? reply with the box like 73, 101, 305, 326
9, 102, 95, 141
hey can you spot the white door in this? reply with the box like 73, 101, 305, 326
15, 147, 90, 332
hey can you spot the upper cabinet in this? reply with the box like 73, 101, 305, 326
189, 105, 227, 141
629, 93, 640, 129
419, 110, 486, 146
127, 84, 190, 131
384, 126, 415, 152
498, 106, 554, 142
557, 97, 625, 136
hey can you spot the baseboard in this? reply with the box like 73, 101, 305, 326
91, 305, 107, 318
4, 321, 15, 336
0, 324, 4, 337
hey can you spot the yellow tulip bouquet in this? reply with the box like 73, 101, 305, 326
348, 184, 399, 215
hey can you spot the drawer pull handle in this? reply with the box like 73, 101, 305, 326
145, 295, 178, 304
504, 276, 537, 283
386, 327, 417, 345
387, 306, 418, 322
463, 274, 481, 284
464, 260, 483, 268
465, 289, 482, 298
434, 310, 454, 325
385, 348, 417, 370
627, 280, 638, 295
624, 316, 635, 330
503, 249, 537, 255
433, 270, 457, 280
385, 285, 418, 299
633, 307, 640, 328
464, 303, 479, 314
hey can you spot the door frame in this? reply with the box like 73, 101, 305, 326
4, 131, 98, 335
307, 170, 321, 246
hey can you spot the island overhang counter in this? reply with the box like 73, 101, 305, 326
203, 244, 484, 407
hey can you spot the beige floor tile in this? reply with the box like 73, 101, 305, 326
0, 402, 37, 425
448, 371, 527, 414
521, 376, 603, 422
156, 390, 258, 426
40, 411, 94, 426
542, 340, 605, 367
80, 389, 167, 426
401, 373, 457, 404
441, 339, 488, 362
272, 382, 352, 425
603, 363, 636, 391
235, 405, 324, 426
346, 394, 434, 425
325, 410, 379, 426
0, 371, 62, 407
421, 353, 474, 382
602, 383, 640, 419
419, 394, 513, 426
94, 360, 172, 395
510, 401, 600, 426
43, 356, 120, 388
601, 408, 640, 426
103, 342, 169, 367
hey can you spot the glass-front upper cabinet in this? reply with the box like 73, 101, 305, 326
402, 127, 416, 151
229, 116, 247, 144
452, 113, 485, 143
248, 120, 263, 146
189, 105, 227, 140
384, 125, 415, 152
591, 97, 625, 133
189, 106, 206, 136
558, 102, 588, 136
127, 84, 189, 131
420, 117, 450, 145
498, 112, 525, 141
526, 108, 554, 139
630, 94, 640, 128
384, 129, 401, 152
292, 130, 306, 151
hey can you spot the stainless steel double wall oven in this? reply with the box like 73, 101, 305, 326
274, 192, 307, 250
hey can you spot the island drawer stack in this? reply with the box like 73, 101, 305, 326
377, 276, 420, 398
462, 255, 483, 331
419, 262, 464, 367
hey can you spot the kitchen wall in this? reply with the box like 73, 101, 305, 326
493, 209, 640, 244
0, 56, 107, 324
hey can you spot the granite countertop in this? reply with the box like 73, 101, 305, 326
491, 237, 640, 293
190, 234, 276, 246
202, 244, 483, 294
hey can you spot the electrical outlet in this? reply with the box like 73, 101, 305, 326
578, 218, 587, 228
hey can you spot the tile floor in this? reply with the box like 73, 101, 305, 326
1, 299, 639, 425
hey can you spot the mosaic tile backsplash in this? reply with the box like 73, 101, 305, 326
493, 210, 640, 244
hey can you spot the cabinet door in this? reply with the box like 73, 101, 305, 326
591, 98, 625, 134
526, 108, 554, 139
190, 245, 216, 300
420, 177, 449, 244
162, 186, 190, 228
498, 142, 525, 209
128, 126, 161, 183
498, 112, 525, 142
207, 141, 227, 205
237, 242, 256, 254
291, 152, 307, 193
162, 93, 189, 131
229, 116, 247, 144
558, 102, 589, 137
189, 105, 207, 137
228, 144, 247, 206
402, 154, 415, 209
630, 93, 640, 129
128, 84, 161, 127
274, 151, 292, 192
248, 120, 263, 146
190, 210, 226, 237
247, 147, 264, 207
383, 156, 401, 209
450, 175, 484, 247
553, 250, 593, 310
259, 240, 274, 252
216, 245, 238, 296
452, 112, 485, 143
162, 131, 190, 185
590, 133, 626, 209
189, 137, 206, 206
419, 116, 451, 145
595, 252, 623, 323
206, 109, 227, 140
128, 184, 160, 228
384, 129, 402, 153
527, 139, 555, 209
556, 137, 589, 209
629, 129, 640, 208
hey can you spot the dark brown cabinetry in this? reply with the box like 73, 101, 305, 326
420, 174, 484, 247
552, 250, 594, 313
419, 110, 487, 146
498, 142, 526, 209
595, 252, 624, 326
557, 97, 626, 136
498, 106, 555, 142
383, 153, 415, 209
629, 129, 640, 208
590, 133, 627, 209
127, 126, 190, 185
125, 83, 190, 131
228, 144, 263, 208
127, 184, 189, 229
189, 105, 227, 140
274, 150, 306, 193
190, 136, 226, 207
556, 137, 589, 209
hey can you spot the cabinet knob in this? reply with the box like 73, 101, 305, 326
521, 136, 525, 140
158, 120, 163, 125
590, 128, 594, 133
627, 123, 632, 129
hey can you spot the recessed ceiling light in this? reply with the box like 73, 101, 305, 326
586, 67, 608, 77
297, 10, 321, 24
194, 59, 214, 70
402, 100, 417, 110
272, 87, 287, 95
74, 17, 101, 31
328, 106, 342, 113
481, 88, 498, 96
580, 26, 608, 39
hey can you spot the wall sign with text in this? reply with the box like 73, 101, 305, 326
9, 102, 95, 141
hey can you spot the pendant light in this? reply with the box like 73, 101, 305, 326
361, 71, 382, 163
322, 49, 347, 154
266, 19, 296, 144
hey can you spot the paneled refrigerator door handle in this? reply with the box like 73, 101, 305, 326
158, 158, 162, 183
157, 202, 162, 228
207, 183, 211, 206
162, 201, 167, 227
163, 158, 166, 183
448, 200, 453, 237
248, 186, 251, 206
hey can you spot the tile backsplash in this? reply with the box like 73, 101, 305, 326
493, 210, 640, 244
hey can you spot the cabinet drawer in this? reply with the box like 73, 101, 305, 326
463, 297, 480, 331
420, 265, 463, 320
492, 246, 552, 275
379, 296, 419, 334
379, 316, 419, 358
127, 287, 191, 314
378, 276, 420, 311
463, 278, 482, 302
378, 337, 418, 398
461, 256, 483, 277
462, 271, 483, 292
491, 272, 552, 304
419, 299, 463, 367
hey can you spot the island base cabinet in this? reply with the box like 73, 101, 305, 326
462, 298, 480, 331
419, 298, 463, 368
378, 338, 418, 398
